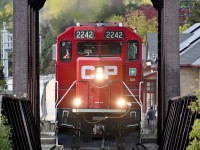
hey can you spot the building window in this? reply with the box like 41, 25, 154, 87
146, 81, 155, 92
145, 81, 156, 111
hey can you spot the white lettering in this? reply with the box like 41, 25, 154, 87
81, 66, 95, 79
81, 66, 118, 79
104, 66, 117, 79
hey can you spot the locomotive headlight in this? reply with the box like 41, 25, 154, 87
73, 98, 81, 107
117, 98, 126, 108
95, 67, 104, 81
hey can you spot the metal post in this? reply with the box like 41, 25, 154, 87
1, 22, 13, 78
151, 0, 180, 145
13, 0, 46, 135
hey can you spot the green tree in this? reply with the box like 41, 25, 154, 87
123, 0, 152, 7
107, 14, 123, 23
95, 2, 126, 21
0, 64, 7, 93
0, 115, 12, 150
0, 2, 13, 30
187, 91, 200, 150
123, 10, 158, 43
0, 0, 12, 8
40, 31, 55, 75
179, 23, 191, 32
48, 11, 74, 39
187, 0, 200, 24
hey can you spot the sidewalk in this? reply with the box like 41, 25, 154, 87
140, 115, 158, 150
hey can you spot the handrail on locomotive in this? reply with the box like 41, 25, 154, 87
55, 80, 143, 118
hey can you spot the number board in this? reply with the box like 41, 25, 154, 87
105, 31, 124, 39
75, 30, 94, 39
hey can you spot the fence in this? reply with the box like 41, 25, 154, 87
1, 95, 41, 150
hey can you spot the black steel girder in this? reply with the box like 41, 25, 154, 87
151, 0, 163, 10
151, 0, 180, 145
13, 0, 46, 133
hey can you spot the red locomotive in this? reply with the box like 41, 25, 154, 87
55, 21, 143, 149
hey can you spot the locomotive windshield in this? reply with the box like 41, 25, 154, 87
77, 41, 122, 56
101, 42, 122, 55
77, 42, 98, 55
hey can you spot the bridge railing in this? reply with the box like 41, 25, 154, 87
160, 94, 199, 150
1, 95, 42, 150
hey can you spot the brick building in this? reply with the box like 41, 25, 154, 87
143, 23, 200, 112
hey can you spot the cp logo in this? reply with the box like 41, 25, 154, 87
81, 66, 118, 79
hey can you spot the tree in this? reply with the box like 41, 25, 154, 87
179, 23, 191, 32
95, 2, 126, 21
123, 10, 158, 43
139, 5, 157, 19
0, 0, 12, 8
0, 64, 7, 93
187, 91, 200, 150
123, 0, 152, 6
0, 115, 12, 150
0, 2, 13, 30
107, 14, 123, 23
40, 31, 55, 75
187, 0, 200, 24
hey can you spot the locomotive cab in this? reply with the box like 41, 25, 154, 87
55, 22, 143, 149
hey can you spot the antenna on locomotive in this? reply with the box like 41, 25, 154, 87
118, 22, 123, 27
76, 22, 81, 26
96, 21, 104, 26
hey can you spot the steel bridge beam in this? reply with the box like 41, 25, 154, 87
151, 0, 180, 145
13, 0, 180, 145
13, 0, 46, 133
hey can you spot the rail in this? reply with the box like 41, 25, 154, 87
56, 80, 143, 110
122, 81, 143, 121
122, 81, 142, 108
55, 80, 77, 108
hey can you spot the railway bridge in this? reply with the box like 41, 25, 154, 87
0, 0, 198, 150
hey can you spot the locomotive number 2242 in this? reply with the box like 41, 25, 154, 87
105, 31, 124, 39
75, 30, 94, 39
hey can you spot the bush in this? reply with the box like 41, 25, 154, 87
186, 91, 200, 150
0, 115, 12, 150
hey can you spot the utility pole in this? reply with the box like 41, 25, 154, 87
1, 22, 13, 78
